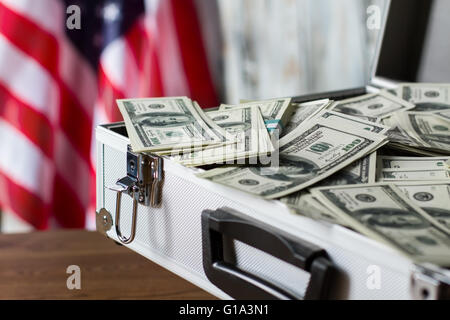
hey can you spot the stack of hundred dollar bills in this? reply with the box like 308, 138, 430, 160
117, 83, 450, 265
116, 96, 288, 165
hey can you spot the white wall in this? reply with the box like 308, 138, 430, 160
218, 0, 388, 103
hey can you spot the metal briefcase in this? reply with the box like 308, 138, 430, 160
95, 0, 450, 300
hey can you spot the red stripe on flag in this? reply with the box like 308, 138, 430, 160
0, 83, 54, 158
52, 175, 85, 228
147, 43, 164, 97
125, 20, 149, 96
125, 20, 164, 97
124, 21, 144, 70
98, 64, 126, 122
58, 93, 93, 158
0, 171, 49, 230
169, 0, 218, 108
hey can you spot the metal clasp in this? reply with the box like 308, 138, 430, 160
411, 264, 450, 300
107, 146, 164, 244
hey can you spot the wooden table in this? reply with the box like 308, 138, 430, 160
0, 230, 215, 299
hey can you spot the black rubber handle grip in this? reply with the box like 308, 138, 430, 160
201, 207, 336, 300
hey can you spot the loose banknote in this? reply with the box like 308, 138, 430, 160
282, 111, 382, 186
395, 112, 450, 154
317, 152, 377, 186
395, 182, 450, 233
281, 192, 350, 226
383, 116, 424, 147
117, 97, 227, 152
376, 155, 450, 182
317, 110, 390, 135
377, 156, 450, 171
384, 111, 450, 156
398, 83, 450, 112
281, 99, 331, 137
311, 183, 450, 265
435, 110, 450, 121
328, 91, 415, 121
196, 116, 387, 199
377, 169, 450, 182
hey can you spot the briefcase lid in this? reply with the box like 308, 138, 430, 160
372, 0, 450, 84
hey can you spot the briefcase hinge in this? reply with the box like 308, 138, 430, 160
411, 264, 450, 300
105, 145, 164, 244
96, 208, 113, 236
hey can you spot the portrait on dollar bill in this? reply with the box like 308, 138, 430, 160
135, 112, 196, 128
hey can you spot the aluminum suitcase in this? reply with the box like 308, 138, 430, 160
95, 0, 450, 300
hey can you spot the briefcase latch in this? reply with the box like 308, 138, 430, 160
411, 264, 450, 300
105, 145, 164, 244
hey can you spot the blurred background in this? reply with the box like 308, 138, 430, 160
0, 0, 388, 232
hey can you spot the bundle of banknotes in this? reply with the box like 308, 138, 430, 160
117, 82, 450, 265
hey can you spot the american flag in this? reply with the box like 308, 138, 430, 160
0, 0, 219, 229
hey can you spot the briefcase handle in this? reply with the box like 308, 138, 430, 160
201, 208, 336, 300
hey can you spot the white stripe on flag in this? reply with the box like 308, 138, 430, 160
91, 101, 109, 164
59, 38, 98, 116
101, 38, 141, 97
0, 34, 60, 123
0, 119, 54, 204
54, 131, 92, 208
